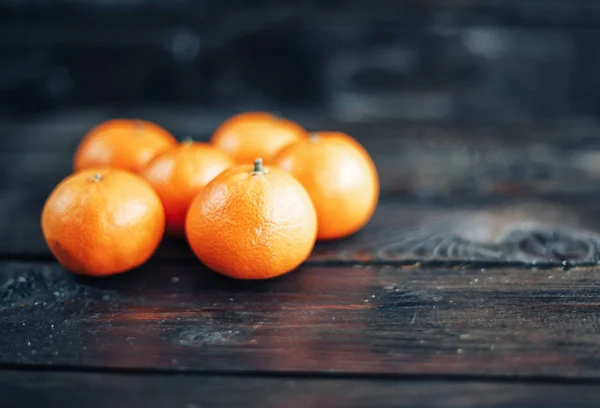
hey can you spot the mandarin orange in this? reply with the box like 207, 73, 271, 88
275, 131, 379, 240
185, 158, 317, 280
41, 169, 165, 277
141, 140, 234, 237
74, 119, 177, 174
210, 112, 307, 165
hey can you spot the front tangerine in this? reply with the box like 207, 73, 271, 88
185, 158, 317, 280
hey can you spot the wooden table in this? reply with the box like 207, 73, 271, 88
2, 109, 600, 407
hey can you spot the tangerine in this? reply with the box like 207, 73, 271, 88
41, 169, 165, 277
186, 158, 317, 280
74, 119, 178, 174
210, 112, 307, 165
275, 131, 379, 240
141, 140, 234, 237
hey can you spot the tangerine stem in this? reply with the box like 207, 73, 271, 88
182, 137, 194, 145
253, 158, 264, 174
91, 173, 103, 182
309, 132, 319, 142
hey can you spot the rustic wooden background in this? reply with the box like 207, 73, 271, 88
3, 0, 600, 406
2, 110, 600, 407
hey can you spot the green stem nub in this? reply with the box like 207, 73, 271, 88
309, 132, 319, 142
253, 158, 264, 174
182, 137, 194, 146
92, 173, 103, 183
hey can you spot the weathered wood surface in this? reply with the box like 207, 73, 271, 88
3, 115, 600, 405
1, 261, 600, 378
2, 370, 600, 408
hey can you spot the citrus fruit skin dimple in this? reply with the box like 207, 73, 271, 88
74, 119, 178, 174
185, 159, 317, 280
210, 112, 308, 165
41, 169, 165, 277
141, 141, 234, 237
275, 131, 379, 241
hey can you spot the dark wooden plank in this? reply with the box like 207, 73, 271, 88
2, 370, 600, 408
4, 187, 600, 266
2, 260, 600, 378
4, 109, 600, 152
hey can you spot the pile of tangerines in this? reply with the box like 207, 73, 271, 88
41, 112, 379, 280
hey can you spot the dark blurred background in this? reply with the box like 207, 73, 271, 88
1, 0, 599, 122
4, 0, 600, 201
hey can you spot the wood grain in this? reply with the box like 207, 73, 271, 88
2, 370, 600, 408
312, 200, 600, 265
2, 260, 600, 378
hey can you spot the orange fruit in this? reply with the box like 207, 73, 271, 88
274, 131, 379, 241
74, 119, 178, 174
186, 158, 317, 280
41, 169, 165, 277
210, 112, 308, 165
141, 140, 234, 237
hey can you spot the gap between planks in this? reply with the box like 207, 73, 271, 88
2, 362, 600, 385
